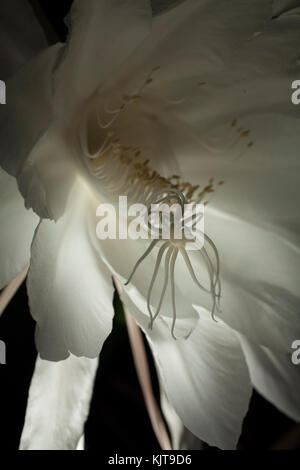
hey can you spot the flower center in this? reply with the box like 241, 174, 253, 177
79, 69, 222, 338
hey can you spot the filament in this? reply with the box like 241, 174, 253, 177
170, 248, 179, 340
147, 242, 169, 328
125, 239, 158, 286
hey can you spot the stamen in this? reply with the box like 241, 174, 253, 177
125, 239, 158, 286
151, 246, 173, 326
145, 188, 185, 211
203, 233, 221, 291
200, 247, 220, 321
147, 242, 169, 328
170, 248, 179, 340
179, 247, 211, 294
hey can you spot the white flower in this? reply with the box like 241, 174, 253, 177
1, 0, 300, 450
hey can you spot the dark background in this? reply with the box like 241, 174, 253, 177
0, 0, 299, 451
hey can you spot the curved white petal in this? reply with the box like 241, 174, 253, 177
110, 1, 300, 213
160, 391, 184, 450
17, 123, 79, 220
141, 2, 300, 134
28, 180, 115, 360
95, 0, 274, 174
0, 44, 62, 177
169, 10, 300, 126
0, 0, 47, 79
238, 333, 300, 422
172, 116, 300, 241
20, 354, 98, 450
125, 0, 272, 85
54, 0, 152, 112
204, 207, 300, 353
123, 294, 252, 449
162, 9, 300, 232
0, 168, 38, 289
160, 391, 204, 450
0, 44, 80, 220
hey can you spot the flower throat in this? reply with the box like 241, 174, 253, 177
79, 68, 221, 338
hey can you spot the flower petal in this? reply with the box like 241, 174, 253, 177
0, 44, 79, 220
0, 0, 47, 79
238, 333, 300, 422
0, 44, 62, 177
160, 390, 204, 449
123, 294, 252, 449
97, 0, 297, 182
54, 0, 152, 112
116, 0, 272, 88
28, 180, 115, 360
20, 354, 98, 450
164, 11, 300, 228
205, 207, 300, 353
17, 123, 79, 220
0, 168, 38, 289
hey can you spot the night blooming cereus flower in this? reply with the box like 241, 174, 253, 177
1, 0, 300, 450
